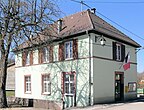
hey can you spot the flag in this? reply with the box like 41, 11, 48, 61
123, 52, 130, 71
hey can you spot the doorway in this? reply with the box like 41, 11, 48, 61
115, 72, 124, 101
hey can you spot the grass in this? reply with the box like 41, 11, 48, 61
6, 91, 15, 97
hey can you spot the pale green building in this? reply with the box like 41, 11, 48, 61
15, 9, 140, 110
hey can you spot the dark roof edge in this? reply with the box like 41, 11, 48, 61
13, 31, 87, 52
7, 63, 15, 67
14, 29, 140, 52
88, 29, 141, 48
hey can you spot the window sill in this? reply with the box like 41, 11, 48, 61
64, 93, 74, 96
25, 91, 31, 94
42, 92, 51, 95
42, 61, 49, 63
65, 57, 73, 60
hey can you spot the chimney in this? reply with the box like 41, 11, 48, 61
91, 8, 96, 14
57, 19, 62, 34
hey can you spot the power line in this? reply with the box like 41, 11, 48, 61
70, 0, 144, 42
85, 1, 144, 4
96, 11, 144, 41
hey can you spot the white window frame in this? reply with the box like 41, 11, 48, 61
128, 82, 137, 92
33, 50, 38, 64
64, 74, 75, 96
42, 47, 49, 63
42, 74, 51, 95
25, 76, 31, 93
116, 43, 121, 61
65, 41, 73, 59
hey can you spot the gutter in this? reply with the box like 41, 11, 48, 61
86, 30, 92, 105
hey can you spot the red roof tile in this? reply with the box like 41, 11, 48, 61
16, 10, 140, 50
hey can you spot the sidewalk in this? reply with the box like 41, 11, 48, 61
0, 107, 47, 110
1, 98, 144, 110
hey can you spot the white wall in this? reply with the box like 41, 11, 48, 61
15, 53, 22, 67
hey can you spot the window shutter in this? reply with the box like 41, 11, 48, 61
22, 51, 26, 66
59, 43, 64, 61
38, 48, 43, 64
49, 46, 53, 63
61, 72, 65, 96
112, 42, 116, 60
30, 51, 33, 65
121, 44, 125, 62
73, 39, 78, 59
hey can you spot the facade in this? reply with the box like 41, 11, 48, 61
14, 9, 140, 109
6, 63, 15, 91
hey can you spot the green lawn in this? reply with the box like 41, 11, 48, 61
6, 90, 15, 97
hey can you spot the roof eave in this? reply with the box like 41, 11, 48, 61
88, 29, 141, 48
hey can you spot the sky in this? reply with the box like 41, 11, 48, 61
57, 0, 144, 73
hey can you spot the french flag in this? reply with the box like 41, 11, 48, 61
123, 52, 130, 71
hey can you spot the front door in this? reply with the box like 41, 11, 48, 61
62, 72, 76, 109
115, 73, 124, 101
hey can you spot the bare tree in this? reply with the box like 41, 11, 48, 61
0, 0, 59, 107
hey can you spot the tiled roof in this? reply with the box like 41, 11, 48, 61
56, 10, 140, 47
16, 9, 140, 50
88, 11, 140, 47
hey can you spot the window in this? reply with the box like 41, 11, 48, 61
128, 82, 137, 92
42, 47, 49, 63
59, 39, 78, 61
22, 50, 33, 66
116, 43, 121, 61
64, 73, 75, 95
33, 50, 37, 64
113, 42, 125, 62
42, 74, 51, 94
25, 51, 30, 65
39, 46, 53, 64
65, 41, 73, 59
25, 76, 31, 93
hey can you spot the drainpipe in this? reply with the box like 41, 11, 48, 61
86, 30, 91, 105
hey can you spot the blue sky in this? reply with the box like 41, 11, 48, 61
57, 0, 144, 73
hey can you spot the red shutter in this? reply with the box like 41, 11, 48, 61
38, 48, 43, 64
59, 43, 64, 61
22, 51, 26, 66
49, 45, 53, 63
30, 51, 33, 65
61, 72, 65, 97
73, 39, 78, 59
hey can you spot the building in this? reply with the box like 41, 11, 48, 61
14, 9, 140, 110
6, 63, 15, 91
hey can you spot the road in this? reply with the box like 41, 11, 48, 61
1, 99, 144, 110
70, 99, 144, 110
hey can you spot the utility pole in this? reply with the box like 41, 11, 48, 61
71, 0, 91, 11
80, 1, 84, 11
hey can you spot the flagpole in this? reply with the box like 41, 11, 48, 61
119, 62, 124, 69
119, 51, 130, 70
